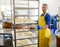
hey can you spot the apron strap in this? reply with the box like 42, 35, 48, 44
44, 13, 47, 17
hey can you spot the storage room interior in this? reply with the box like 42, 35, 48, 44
0, 0, 60, 47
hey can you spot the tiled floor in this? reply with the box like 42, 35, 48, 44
50, 33, 56, 47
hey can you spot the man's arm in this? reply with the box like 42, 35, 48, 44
42, 13, 52, 29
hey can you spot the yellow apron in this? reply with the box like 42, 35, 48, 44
39, 13, 52, 47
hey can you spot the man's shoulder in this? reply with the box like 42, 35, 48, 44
46, 13, 51, 16
40, 13, 51, 17
46, 13, 52, 18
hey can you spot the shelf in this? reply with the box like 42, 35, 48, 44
16, 29, 38, 32
15, 7, 38, 9
13, 22, 38, 25
3, 16, 12, 17
16, 29, 29, 32
0, 33, 12, 35
0, 28, 12, 30
0, 28, 13, 30
16, 36, 38, 40
16, 43, 38, 47
14, 15, 28, 17
15, 15, 38, 17
15, 0, 39, 1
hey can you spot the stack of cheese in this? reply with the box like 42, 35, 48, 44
11, 31, 36, 39
16, 39, 32, 46
29, 24, 37, 30
16, 32, 36, 39
15, 17, 24, 23
16, 32, 24, 39
23, 32, 36, 38
12, 17, 31, 29
24, 17, 30, 22
31, 38, 38, 43
12, 17, 30, 23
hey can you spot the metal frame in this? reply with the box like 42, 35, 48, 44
38, 0, 40, 47
12, 0, 17, 47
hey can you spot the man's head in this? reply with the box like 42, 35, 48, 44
42, 3, 48, 14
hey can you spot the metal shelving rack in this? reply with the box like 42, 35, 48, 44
0, 0, 13, 33
12, 0, 39, 47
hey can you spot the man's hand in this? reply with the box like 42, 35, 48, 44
37, 25, 43, 30
42, 25, 48, 29
37, 25, 48, 30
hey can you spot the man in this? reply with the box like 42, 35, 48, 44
38, 4, 52, 47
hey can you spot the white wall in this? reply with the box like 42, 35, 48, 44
40, 0, 60, 16
0, 0, 10, 5
0, 0, 60, 16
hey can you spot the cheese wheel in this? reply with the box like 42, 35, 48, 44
16, 39, 32, 46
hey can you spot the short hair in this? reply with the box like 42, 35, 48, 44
42, 3, 48, 6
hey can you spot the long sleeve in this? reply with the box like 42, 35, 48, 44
45, 13, 52, 28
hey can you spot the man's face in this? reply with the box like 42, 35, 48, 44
42, 5, 48, 13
